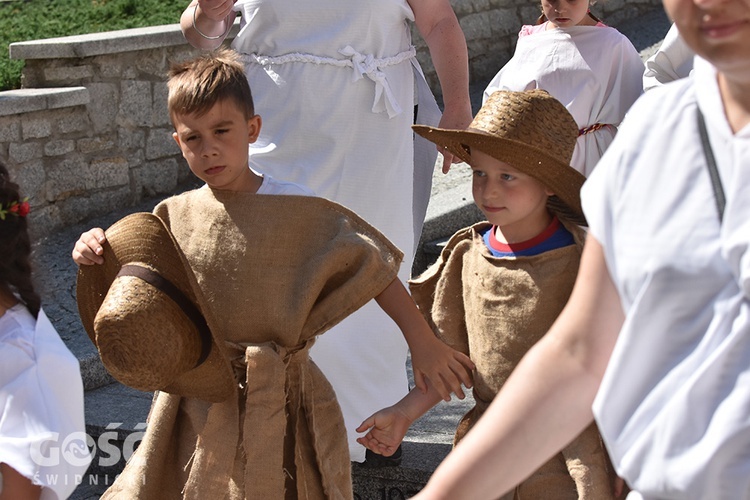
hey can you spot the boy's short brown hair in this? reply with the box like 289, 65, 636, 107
167, 48, 254, 122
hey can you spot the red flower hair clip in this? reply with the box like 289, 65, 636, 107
0, 197, 30, 220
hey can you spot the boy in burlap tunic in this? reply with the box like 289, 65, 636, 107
357, 90, 616, 499
72, 50, 473, 499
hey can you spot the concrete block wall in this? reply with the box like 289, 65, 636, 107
1, 0, 662, 237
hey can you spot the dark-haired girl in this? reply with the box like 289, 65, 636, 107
0, 163, 90, 499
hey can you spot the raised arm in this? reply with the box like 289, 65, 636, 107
408, 0, 473, 172
180, 0, 238, 50
413, 236, 625, 500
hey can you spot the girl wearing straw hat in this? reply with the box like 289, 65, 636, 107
357, 89, 617, 499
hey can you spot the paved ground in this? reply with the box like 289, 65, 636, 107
26, 6, 672, 498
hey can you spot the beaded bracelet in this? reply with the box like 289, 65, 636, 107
192, 4, 232, 41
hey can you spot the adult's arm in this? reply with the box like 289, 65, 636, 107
180, 0, 238, 50
413, 236, 625, 500
408, 0, 473, 172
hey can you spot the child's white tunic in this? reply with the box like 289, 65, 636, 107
484, 24, 644, 177
230, 0, 442, 460
583, 57, 750, 499
0, 306, 90, 499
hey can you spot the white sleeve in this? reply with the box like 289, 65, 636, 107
643, 23, 695, 91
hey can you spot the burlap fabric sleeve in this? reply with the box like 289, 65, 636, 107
101, 189, 403, 500
410, 221, 615, 499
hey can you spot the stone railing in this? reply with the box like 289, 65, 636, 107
2, 0, 662, 238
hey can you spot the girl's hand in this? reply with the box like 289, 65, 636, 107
196, 0, 237, 22
71, 228, 107, 266
410, 333, 474, 401
356, 406, 412, 457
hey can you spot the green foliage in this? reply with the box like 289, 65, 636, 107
0, 0, 189, 90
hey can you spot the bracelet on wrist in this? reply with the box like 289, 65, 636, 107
192, 4, 232, 41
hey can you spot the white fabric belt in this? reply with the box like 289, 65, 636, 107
241, 45, 416, 118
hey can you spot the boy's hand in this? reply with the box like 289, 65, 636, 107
356, 406, 412, 457
411, 334, 474, 401
72, 228, 107, 266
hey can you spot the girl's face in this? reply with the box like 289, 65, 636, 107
470, 150, 553, 244
663, 0, 750, 74
542, 0, 592, 28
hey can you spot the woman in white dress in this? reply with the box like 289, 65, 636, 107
180, 0, 473, 463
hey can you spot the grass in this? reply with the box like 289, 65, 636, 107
0, 0, 189, 90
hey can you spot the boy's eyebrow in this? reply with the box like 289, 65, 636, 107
176, 118, 236, 136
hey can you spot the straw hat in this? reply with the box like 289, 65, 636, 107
76, 212, 235, 402
413, 89, 587, 226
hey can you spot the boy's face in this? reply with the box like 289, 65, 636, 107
172, 99, 262, 192
664, 0, 750, 72
470, 150, 554, 243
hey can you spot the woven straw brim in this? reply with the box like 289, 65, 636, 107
76, 212, 234, 402
414, 125, 587, 226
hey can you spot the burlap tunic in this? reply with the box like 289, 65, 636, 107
100, 189, 402, 500
410, 221, 614, 499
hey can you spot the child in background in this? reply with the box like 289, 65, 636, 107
483, 0, 643, 177
357, 90, 616, 499
72, 49, 473, 499
0, 162, 91, 500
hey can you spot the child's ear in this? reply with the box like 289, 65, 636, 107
172, 132, 185, 155
545, 187, 555, 197
247, 115, 262, 144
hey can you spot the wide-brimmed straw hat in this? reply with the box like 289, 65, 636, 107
76, 212, 235, 402
413, 89, 587, 226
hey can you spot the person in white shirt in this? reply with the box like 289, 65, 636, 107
411, 0, 750, 497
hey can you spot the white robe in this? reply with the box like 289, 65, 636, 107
484, 23, 644, 177
230, 0, 442, 461
583, 57, 750, 499
0, 306, 90, 500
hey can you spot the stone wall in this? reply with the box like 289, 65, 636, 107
1, 0, 663, 237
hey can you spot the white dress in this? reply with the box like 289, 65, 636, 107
583, 57, 750, 499
0, 305, 91, 500
230, 0, 441, 461
484, 23, 644, 177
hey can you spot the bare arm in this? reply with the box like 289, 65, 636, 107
180, 0, 238, 50
414, 237, 625, 500
356, 380, 444, 456
408, 0, 473, 173
375, 278, 474, 401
